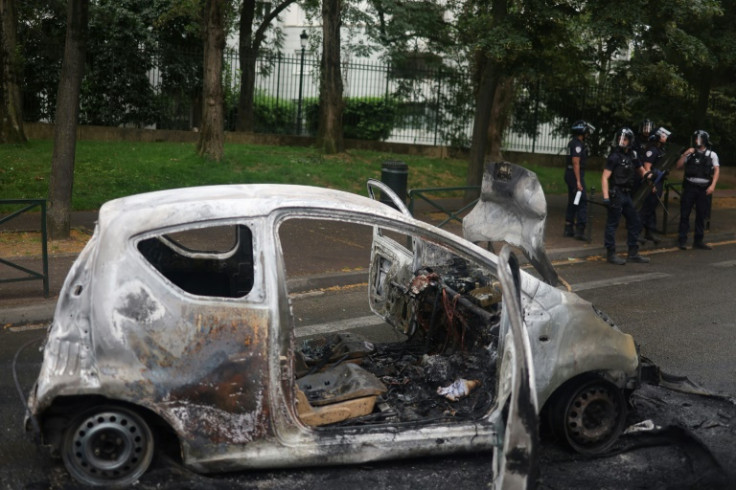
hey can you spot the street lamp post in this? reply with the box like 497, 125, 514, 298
296, 30, 308, 135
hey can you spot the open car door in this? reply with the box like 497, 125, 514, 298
492, 245, 539, 489
366, 179, 415, 335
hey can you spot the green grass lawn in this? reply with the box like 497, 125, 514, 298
1, 139, 574, 210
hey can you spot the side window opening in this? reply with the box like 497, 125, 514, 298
137, 224, 254, 298
278, 217, 501, 429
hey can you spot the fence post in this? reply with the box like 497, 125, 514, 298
276, 52, 281, 110
532, 79, 540, 154
433, 68, 442, 146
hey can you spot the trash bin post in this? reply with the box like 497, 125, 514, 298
380, 160, 408, 208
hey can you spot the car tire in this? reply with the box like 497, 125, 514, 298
61, 405, 155, 487
548, 376, 627, 454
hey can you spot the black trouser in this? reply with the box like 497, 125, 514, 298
604, 188, 641, 250
639, 180, 663, 232
564, 168, 586, 232
678, 181, 710, 244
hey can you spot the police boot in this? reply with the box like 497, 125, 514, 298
564, 222, 574, 237
693, 241, 712, 250
574, 227, 586, 241
607, 248, 626, 265
644, 230, 661, 244
627, 247, 650, 263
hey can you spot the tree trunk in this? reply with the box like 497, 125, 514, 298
48, 0, 88, 240
465, 0, 507, 202
316, 0, 344, 154
486, 76, 514, 163
0, 0, 26, 144
466, 54, 498, 201
197, 0, 226, 161
236, 0, 256, 132
235, 0, 297, 133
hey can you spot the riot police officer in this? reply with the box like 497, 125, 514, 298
636, 119, 655, 157
638, 126, 671, 244
564, 120, 595, 240
601, 128, 650, 265
675, 130, 720, 250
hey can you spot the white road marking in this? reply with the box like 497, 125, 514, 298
712, 260, 736, 268
571, 272, 671, 292
295, 315, 385, 338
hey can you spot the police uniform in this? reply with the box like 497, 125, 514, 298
639, 143, 665, 239
564, 137, 587, 238
604, 147, 645, 259
679, 148, 719, 248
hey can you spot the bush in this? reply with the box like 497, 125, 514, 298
253, 94, 297, 134
305, 97, 399, 141
344, 97, 398, 140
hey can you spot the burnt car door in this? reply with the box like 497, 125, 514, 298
366, 180, 415, 335
492, 246, 539, 489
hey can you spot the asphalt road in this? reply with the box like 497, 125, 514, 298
555, 241, 736, 397
2, 243, 736, 488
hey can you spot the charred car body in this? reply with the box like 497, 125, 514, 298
26, 166, 639, 487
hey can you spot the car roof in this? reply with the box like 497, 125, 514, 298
98, 184, 410, 235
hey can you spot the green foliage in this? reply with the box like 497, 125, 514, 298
79, 0, 160, 127
306, 97, 399, 141
343, 97, 399, 140
17, 0, 66, 121
249, 91, 297, 134
0, 140, 472, 209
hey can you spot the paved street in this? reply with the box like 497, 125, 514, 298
2, 242, 736, 488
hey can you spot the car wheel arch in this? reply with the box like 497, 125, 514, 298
39, 395, 182, 462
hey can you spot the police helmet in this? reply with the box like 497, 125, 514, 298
571, 120, 595, 135
648, 127, 671, 142
692, 130, 710, 148
640, 119, 654, 135
613, 127, 634, 150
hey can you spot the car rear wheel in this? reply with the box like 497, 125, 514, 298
61, 405, 155, 487
549, 376, 626, 454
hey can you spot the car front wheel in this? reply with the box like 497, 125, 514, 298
549, 376, 627, 454
61, 405, 155, 487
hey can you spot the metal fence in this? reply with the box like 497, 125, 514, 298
24, 44, 569, 153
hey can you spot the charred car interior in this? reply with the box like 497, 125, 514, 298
280, 219, 502, 428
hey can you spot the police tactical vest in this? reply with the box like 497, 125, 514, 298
684, 150, 714, 181
611, 152, 635, 187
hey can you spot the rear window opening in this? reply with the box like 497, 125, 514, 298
137, 224, 255, 298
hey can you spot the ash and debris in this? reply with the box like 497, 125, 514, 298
359, 344, 497, 424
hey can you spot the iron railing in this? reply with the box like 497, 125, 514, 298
0, 200, 49, 297
408, 186, 481, 229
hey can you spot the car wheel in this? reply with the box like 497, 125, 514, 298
549, 376, 626, 454
61, 405, 155, 487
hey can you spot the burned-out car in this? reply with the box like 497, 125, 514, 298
26, 168, 638, 487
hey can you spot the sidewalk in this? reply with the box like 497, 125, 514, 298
2, 190, 735, 326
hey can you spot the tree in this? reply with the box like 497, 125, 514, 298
316, 0, 344, 153
48, 0, 89, 240
197, 0, 226, 160
0, 0, 27, 143
235, 0, 297, 132
153, 0, 205, 130
16, 0, 66, 123
459, 0, 577, 196
80, 0, 159, 127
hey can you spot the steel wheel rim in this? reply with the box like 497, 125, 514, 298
564, 382, 621, 449
63, 407, 153, 486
